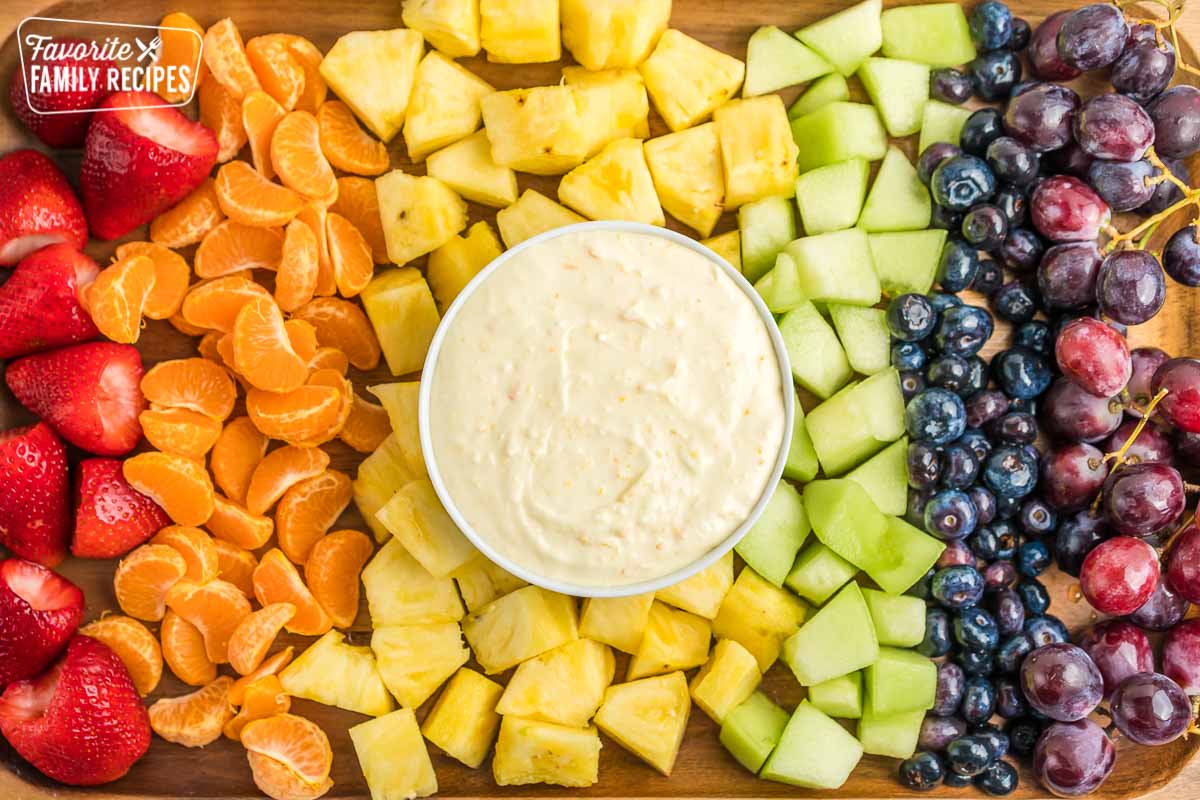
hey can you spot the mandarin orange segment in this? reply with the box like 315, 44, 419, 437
293, 370, 353, 447
253, 549, 332, 636
196, 221, 284, 279
308, 347, 348, 375
325, 213, 374, 298
151, 525, 220, 584
182, 275, 272, 333
282, 36, 326, 115
316, 101, 389, 176
271, 111, 337, 204
291, 297, 381, 371
247, 749, 333, 800
228, 602, 297, 676
199, 77, 248, 163
115, 242, 191, 320
148, 675, 235, 748
169, 311, 210, 337
330, 177, 388, 264
276, 220, 319, 313
211, 417, 268, 504
213, 539, 260, 597
216, 160, 305, 229
233, 297, 309, 393
229, 647, 293, 706
339, 394, 392, 453
114, 544, 188, 621
161, 609, 218, 686
198, 331, 224, 363
87, 254, 156, 344
241, 712, 333, 788
275, 470, 352, 565
142, 357, 238, 421
79, 615, 163, 696
295, 204, 335, 297
285, 319, 319, 363
304, 529, 373, 629
165, 578, 253, 663
246, 383, 343, 445
224, 674, 291, 741
246, 34, 306, 111
243, 90, 287, 179
203, 18, 261, 100
151, 178, 225, 248
123, 451, 215, 527
153, 12, 205, 103
140, 407, 223, 460
245, 445, 331, 517
207, 494, 275, 551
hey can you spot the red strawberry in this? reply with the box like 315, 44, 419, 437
0, 635, 150, 786
80, 90, 218, 240
9, 38, 115, 148
0, 150, 88, 266
0, 423, 70, 567
5, 342, 146, 457
0, 244, 99, 359
72, 459, 170, 559
0, 559, 84, 686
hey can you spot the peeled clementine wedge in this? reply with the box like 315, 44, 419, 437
151, 178, 225, 248
316, 101, 389, 176
325, 213, 374, 298
161, 609, 218, 686
243, 90, 287, 179
139, 407, 223, 460
241, 712, 333, 788
246, 34, 305, 111
283, 36, 326, 114
115, 242, 190, 320
182, 275, 272, 332
165, 578, 253, 663
196, 221, 284, 278
153, 12, 205, 103
151, 525, 219, 584
123, 452, 215, 527
233, 297, 309, 393
114, 544, 188, 621
207, 494, 275, 551
202, 18, 261, 100
294, 370, 353, 447
246, 383, 344, 445
245, 445, 330, 516
271, 111, 337, 204
252, 549, 332, 636
199, 77, 249, 163
307, 347, 348, 375
213, 539, 259, 597
276, 470, 352, 565
228, 602, 297, 675
330, 177, 388, 263
276, 220, 320, 313
224, 674, 290, 741
339, 394, 392, 453
291, 297, 381, 371
230, 647, 293, 706
148, 675, 235, 747
247, 750, 333, 800
216, 160, 304, 228
285, 319, 319, 363
211, 417, 268, 504
79, 615, 163, 695
295, 203, 335, 297
87, 254, 156, 344
142, 357, 238, 421
304, 530, 373, 629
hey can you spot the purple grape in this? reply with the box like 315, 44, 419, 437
1103, 419, 1173, 465
1053, 511, 1111, 576
1129, 576, 1190, 631
1101, 462, 1185, 538
1112, 32, 1176, 104
992, 586, 1025, 635
1055, 317, 1131, 397
1087, 159, 1155, 211
966, 389, 1008, 428
1037, 242, 1102, 310
930, 68, 973, 105
933, 662, 967, 716
1041, 378, 1122, 443
1047, 142, 1094, 178
1074, 93, 1155, 162
938, 539, 976, 569
1163, 224, 1200, 287
1163, 618, 1200, 693
917, 142, 962, 186
1076, 620, 1154, 697
1029, 12, 1082, 80
920, 715, 968, 751
1056, 4, 1130, 72
1166, 524, 1200, 604
1151, 358, 1200, 432
1096, 249, 1166, 325
1040, 442, 1109, 511
1148, 86, 1200, 159
1127, 347, 1170, 412
1175, 429, 1200, 466
987, 137, 1040, 186
1033, 719, 1116, 796
1020, 643, 1104, 721
1110, 672, 1192, 745
1003, 82, 1080, 152
1031, 176, 1111, 243
1000, 228, 1043, 272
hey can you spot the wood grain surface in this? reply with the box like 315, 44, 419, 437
1, 1, 1200, 798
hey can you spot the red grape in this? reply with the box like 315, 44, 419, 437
1033, 719, 1116, 797
1042, 378, 1122, 443
1020, 643, 1104, 721
1163, 618, 1200, 693
1079, 536, 1160, 615
1166, 524, 1200, 604
1102, 419, 1173, 465
1055, 317, 1131, 398
1004, 83, 1080, 152
1037, 242, 1102, 310
1028, 11, 1082, 81
1031, 176, 1111, 243
1074, 93, 1156, 162
1101, 463, 1185, 538
1127, 347, 1170, 414
1110, 672, 1192, 745
1076, 620, 1154, 697
1040, 443, 1109, 512
1151, 357, 1200, 432
1129, 575, 1190, 632
1096, 250, 1166, 326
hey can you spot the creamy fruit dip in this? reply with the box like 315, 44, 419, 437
427, 227, 786, 588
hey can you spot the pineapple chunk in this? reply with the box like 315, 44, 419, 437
463, 585, 579, 674
280, 630, 395, 717
712, 567, 809, 671
401, 0, 481, 58
702, 230, 742, 271
594, 671, 691, 776
563, 67, 651, 142
455, 558, 528, 612
479, 0, 561, 63
561, 0, 671, 70
426, 132, 518, 208
655, 550, 734, 619
689, 638, 761, 724
375, 171, 468, 264
643, 122, 724, 237
372, 622, 469, 708
558, 138, 664, 225
319, 30, 424, 142
376, 479, 479, 578
579, 593, 654, 654
492, 716, 601, 787
421, 668, 504, 768
639, 30, 745, 132
427, 220, 503, 309
362, 538, 465, 624
361, 268, 441, 377
403, 51, 494, 161
628, 601, 712, 680
481, 86, 590, 175
714, 95, 799, 208
366, 382, 426, 479
354, 433, 419, 542
350, 708, 438, 800
495, 190, 585, 248
496, 639, 616, 727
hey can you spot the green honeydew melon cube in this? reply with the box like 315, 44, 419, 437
795, 0, 883, 77
790, 102, 887, 174
869, 230, 948, 296
782, 581, 878, 687
739, 196, 797, 283
844, 437, 908, 516
869, 516, 945, 596
828, 304, 888, 375
719, 691, 790, 774
857, 697, 925, 759
807, 670, 862, 719
788, 73, 850, 120
857, 58, 930, 138
794, 158, 869, 236
919, 100, 974, 155
785, 540, 858, 606
786, 228, 880, 306
761, 701, 864, 790
865, 646, 937, 715
858, 147, 931, 233
778, 302, 852, 400
802, 479, 889, 572
805, 368, 905, 476
736, 480, 809, 587
784, 399, 819, 483
861, 587, 926, 647
744, 26, 834, 97
880, 3, 977, 68
753, 253, 805, 314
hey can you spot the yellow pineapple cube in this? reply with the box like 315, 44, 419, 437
712, 567, 809, 671
280, 630, 395, 717
421, 668, 504, 768
480, 86, 590, 175
714, 95, 799, 208
361, 268, 441, 377
496, 639, 615, 727
701, 230, 741, 271
578, 592, 654, 654
558, 138, 664, 225
493, 716, 601, 787
362, 538, 465, 625
350, 708, 438, 800
354, 434, 419, 542
480, 0, 561, 63
426, 131, 518, 208
639, 30, 745, 132
403, 51, 494, 161
376, 479, 479, 578
372, 622, 469, 708
594, 671, 691, 776
688, 638, 761, 723
427, 220, 503, 309
563, 67, 650, 140
366, 382, 426, 480
561, 0, 671, 70
463, 585, 578, 674
401, 0, 481, 58
319, 29, 424, 142
456, 559, 528, 612
627, 601, 712, 680
495, 190, 585, 249
375, 171, 468, 264
655, 550, 734, 619
643, 122, 725, 237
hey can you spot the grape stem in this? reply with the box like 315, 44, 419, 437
1103, 388, 1170, 471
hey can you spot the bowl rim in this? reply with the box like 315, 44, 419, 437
417, 220, 794, 598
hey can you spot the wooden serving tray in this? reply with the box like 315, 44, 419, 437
2, 0, 1200, 798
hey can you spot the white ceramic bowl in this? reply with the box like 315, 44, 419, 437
418, 220, 794, 598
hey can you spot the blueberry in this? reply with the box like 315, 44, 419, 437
900, 369, 928, 402
932, 154, 998, 211
970, 485, 998, 525
972, 722, 1010, 761
1004, 718, 1042, 756
934, 662, 967, 715
963, 205, 1008, 251
991, 584, 1025, 635
928, 291, 964, 316
969, 0, 1014, 49
969, 520, 1018, 560
887, 293, 938, 341
1010, 17, 1031, 48
931, 565, 985, 609
938, 237, 981, 292
986, 137, 1039, 186
940, 443, 981, 489
1005, 397, 1036, 416
995, 676, 1028, 719
918, 142, 963, 185
924, 489, 979, 540
907, 490, 934, 531
982, 445, 1040, 498
907, 441, 942, 490
993, 184, 1029, 228
976, 760, 1019, 796
906, 388, 968, 445
993, 347, 1051, 399
966, 390, 1009, 429
927, 354, 972, 396
919, 606, 954, 657
935, 305, 995, 357
961, 108, 1006, 156
1000, 228, 1043, 271
995, 493, 1022, 520
964, 357, 988, 395
991, 282, 1038, 324
957, 646, 997, 677
972, 257, 1005, 296
1016, 577, 1051, 615
958, 428, 993, 462
899, 751, 945, 791
1024, 614, 1070, 647
961, 676, 998, 724
988, 411, 1038, 445
970, 50, 1022, 101
996, 633, 1034, 674
932, 204, 965, 232
955, 607, 1000, 650
892, 341, 928, 371
1018, 498, 1057, 536
1013, 319, 1050, 353
946, 734, 993, 776
1016, 540, 1051, 578
945, 770, 975, 788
